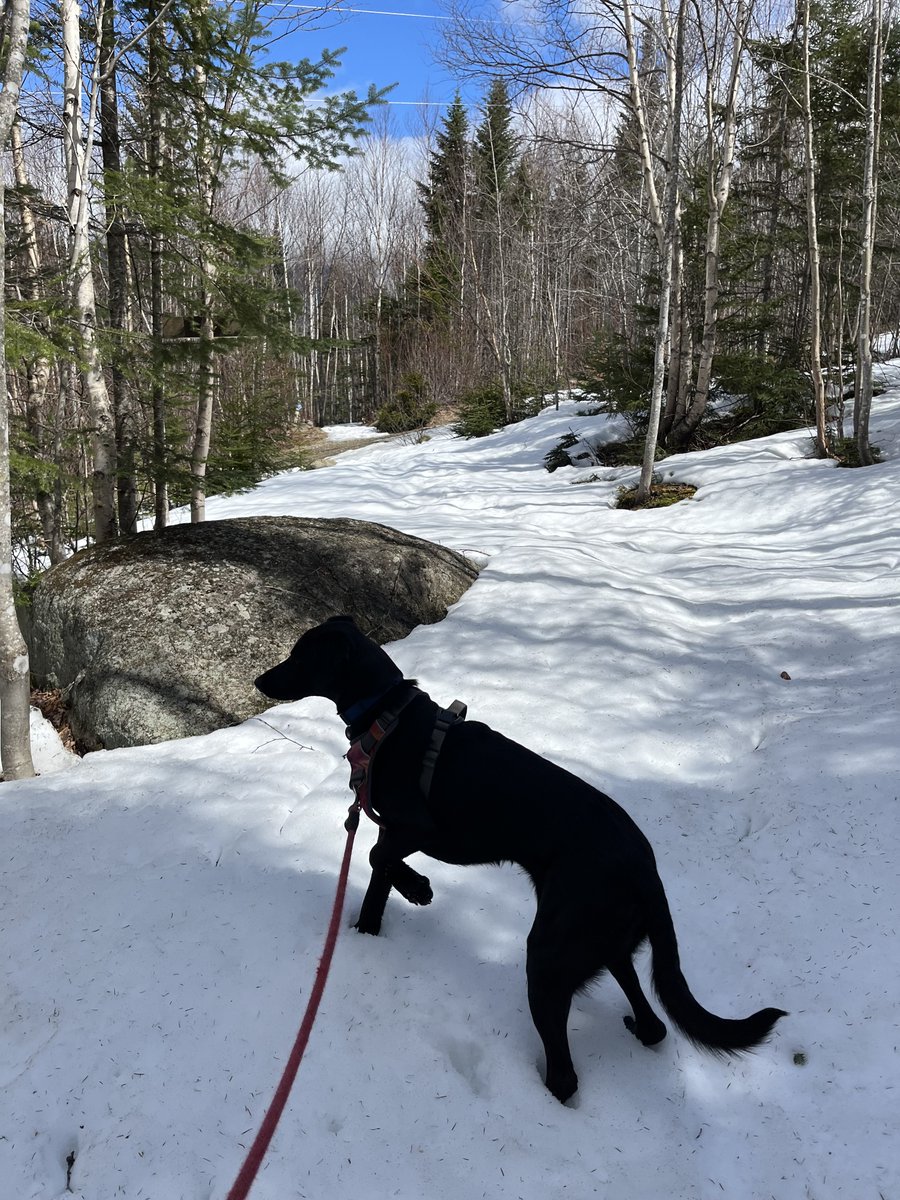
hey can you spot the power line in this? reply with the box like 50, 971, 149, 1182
266, 2, 448, 17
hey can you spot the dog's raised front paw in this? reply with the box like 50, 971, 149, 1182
391, 863, 433, 906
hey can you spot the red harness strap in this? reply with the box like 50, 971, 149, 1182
344, 691, 420, 829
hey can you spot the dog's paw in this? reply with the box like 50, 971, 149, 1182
398, 875, 433, 906
353, 914, 383, 936
390, 864, 433, 907
544, 1065, 578, 1105
623, 1014, 667, 1047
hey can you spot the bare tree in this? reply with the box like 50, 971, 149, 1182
800, 0, 829, 457
0, 0, 36, 780
855, 0, 884, 465
99, 0, 139, 531
9, 118, 66, 564
627, 0, 685, 502
665, 0, 752, 450
188, 0, 218, 524
62, 0, 119, 540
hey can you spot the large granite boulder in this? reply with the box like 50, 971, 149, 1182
26, 516, 478, 749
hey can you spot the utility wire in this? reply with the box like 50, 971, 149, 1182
263, 2, 448, 17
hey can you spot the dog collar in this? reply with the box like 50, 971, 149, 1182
339, 675, 404, 726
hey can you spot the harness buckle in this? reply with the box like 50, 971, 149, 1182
345, 800, 361, 832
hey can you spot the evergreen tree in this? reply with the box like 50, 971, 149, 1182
11, 0, 384, 535
471, 80, 523, 416
473, 79, 518, 200
417, 93, 471, 320
745, 0, 900, 409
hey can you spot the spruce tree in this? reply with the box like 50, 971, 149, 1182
471, 79, 521, 417
744, 0, 900, 442
473, 79, 518, 200
97, 0, 381, 521
417, 93, 471, 321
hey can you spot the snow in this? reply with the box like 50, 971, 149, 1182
3, 378, 899, 1200
319, 423, 388, 443
26, 707, 78, 775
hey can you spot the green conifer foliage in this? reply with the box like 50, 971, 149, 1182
473, 79, 518, 199
417, 93, 471, 320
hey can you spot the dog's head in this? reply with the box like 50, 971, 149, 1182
255, 615, 403, 713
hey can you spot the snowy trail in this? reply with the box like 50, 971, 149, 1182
2, 392, 898, 1199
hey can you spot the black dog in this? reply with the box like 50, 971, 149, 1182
256, 615, 785, 1103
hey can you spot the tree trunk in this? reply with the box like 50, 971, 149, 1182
0, 0, 37, 780
100, 0, 139, 532
190, 271, 217, 523
62, 0, 119, 540
631, 0, 685, 503
10, 120, 66, 563
664, 235, 691, 433
801, 0, 830, 458
855, 0, 883, 465
759, 88, 791, 357
666, 0, 747, 451
148, 0, 169, 528
189, 19, 217, 523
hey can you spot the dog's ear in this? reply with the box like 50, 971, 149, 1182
296, 620, 353, 660
324, 613, 357, 629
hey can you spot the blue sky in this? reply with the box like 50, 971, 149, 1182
261, 2, 477, 125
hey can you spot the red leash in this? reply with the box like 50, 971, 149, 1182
225, 804, 360, 1200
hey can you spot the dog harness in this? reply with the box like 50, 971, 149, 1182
344, 690, 466, 831
418, 699, 467, 796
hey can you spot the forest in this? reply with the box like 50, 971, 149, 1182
0, 0, 895, 777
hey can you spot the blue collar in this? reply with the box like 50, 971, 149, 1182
339, 676, 404, 726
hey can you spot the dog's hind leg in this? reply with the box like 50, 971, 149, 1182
526, 953, 579, 1103
526, 896, 596, 1103
608, 956, 667, 1047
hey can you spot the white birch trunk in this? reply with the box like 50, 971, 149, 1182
670, 0, 749, 449
855, 0, 883, 465
801, 0, 829, 457
10, 121, 65, 562
62, 0, 118, 540
189, 39, 217, 523
0, 0, 37, 780
624, 0, 685, 501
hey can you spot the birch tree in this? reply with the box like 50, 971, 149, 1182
187, 0, 217, 523
10, 118, 65, 564
623, 0, 685, 502
99, 0, 138, 531
62, 0, 119, 540
800, 0, 829, 457
855, 0, 883, 465
174, 0, 379, 520
471, 81, 517, 416
0, 0, 36, 780
664, 0, 752, 451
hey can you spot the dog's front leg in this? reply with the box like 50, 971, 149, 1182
355, 828, 431, 936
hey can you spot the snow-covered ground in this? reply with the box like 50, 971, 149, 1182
319, 422, 388, 443
3, 381, 899, 1200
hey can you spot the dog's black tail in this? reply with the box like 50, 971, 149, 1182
644, 877, 786, 1055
